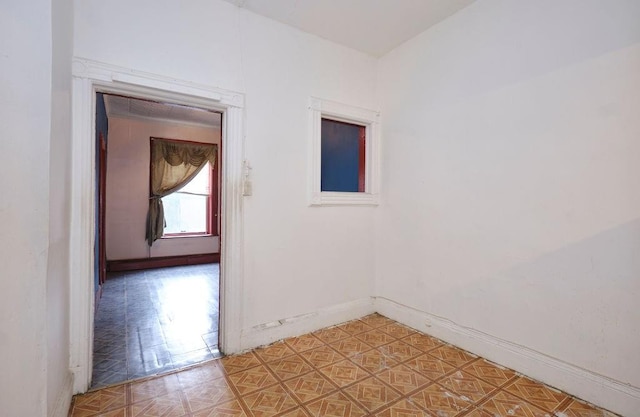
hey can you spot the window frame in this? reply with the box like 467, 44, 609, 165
309, 97, 380, 206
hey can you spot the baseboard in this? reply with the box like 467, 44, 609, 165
49, 371, 74, 417
107, 253, 220, 272
374, 296, 639, 417
239, 297, 375, 351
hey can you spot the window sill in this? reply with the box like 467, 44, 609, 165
309, 191, 379, 206
161, 233, 219, 239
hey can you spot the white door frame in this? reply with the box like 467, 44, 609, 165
69, 58, 245, 393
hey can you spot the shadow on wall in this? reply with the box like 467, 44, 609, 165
442, 217, 640, 388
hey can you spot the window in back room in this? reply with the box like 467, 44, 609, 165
321, 118, 366, 193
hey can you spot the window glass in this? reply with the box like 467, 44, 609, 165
321, 119, 365, 192
162, 162, 210, 234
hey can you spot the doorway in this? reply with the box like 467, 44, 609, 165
70, 60, 246, 393
92, 93, 223, 388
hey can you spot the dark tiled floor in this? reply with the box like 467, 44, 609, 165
73, 314, 616, 417
92, 263, 220, 388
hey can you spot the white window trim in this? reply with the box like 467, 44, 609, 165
308, 97, 380, 206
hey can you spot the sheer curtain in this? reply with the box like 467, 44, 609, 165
146, 139, 217, 246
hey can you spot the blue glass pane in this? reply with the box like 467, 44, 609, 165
321, 119, 363, 192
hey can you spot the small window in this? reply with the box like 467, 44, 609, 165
309, 97, 379, 206
162, 162, 212, 235
321, 119, 365, 193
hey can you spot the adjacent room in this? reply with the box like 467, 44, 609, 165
2, 0, 638, 416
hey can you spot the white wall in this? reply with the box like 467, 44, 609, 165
377, 0, 640, 414
48, 0, 74, 414
0, 0, 71, 416
75, 0, 378, 337
105, 116, 220, 260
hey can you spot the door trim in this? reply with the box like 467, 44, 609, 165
70, 58, 245, 393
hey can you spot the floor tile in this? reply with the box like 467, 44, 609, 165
240, 383, 300, 417
376, 340, 423, 363
461, 359, 516, 387
403, 353, 456, 381
559, 399, 614, 417
329, 337, 373, 358
478, 390, 549, 417
299, 345, 344, 368
284, 371, 337, 403
428, 345, 477, 368
74, 314, 614, 417
285, 333, 326, 353
255, 341, 296, 363
227, 364, 280, 395
354, 329, 396, 348
182, 377, 236, 413
342, 376, 402, 413
348, 348, 398, 374
375, 364, 431, 395
438, 370, 497, 402
318, 359, 370, 388
265, 355, 314, 381
305, 391, 368, 417
190, 399, 248, 417
375, 398, 430, 417
72, 385, 128, 417
129, 391, 188, 417
503, 376, 570, 411
409, 383, 471, 416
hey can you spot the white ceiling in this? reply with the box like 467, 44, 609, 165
222, 0, 475, 57
104, 95, 221, 128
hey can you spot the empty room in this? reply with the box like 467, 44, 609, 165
1, 0, 638, 416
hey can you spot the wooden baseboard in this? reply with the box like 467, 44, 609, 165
107, 253, 220, 272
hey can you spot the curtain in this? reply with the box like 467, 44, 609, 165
146, 139, 217, 246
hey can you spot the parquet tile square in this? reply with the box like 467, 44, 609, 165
265, 354, 315, 381
72, 385, 127, 417
438, 370, 497, 402
404, 353, 455, 381
359, 314, 395, 329
329, 337, 373, 358
190, 399, 248, 417
401, 333, 442, 353
130, 374, 181, 404
375, 398, 430, 417
428, 345, 477, 368
504, 376, 570, 411
255, 342, 297, 363
355, 329, 396, 348
348, 349, 398, 374
182, 377, 236, 413
285, 333, 325, 352
319, 359, 370, 388
378, 323, 416, 339
343, 376, 402, 413
69, 314, 614, 417
479, 391, 549, 417
377, 340, 423, 363
409, 383, 471, 416
284, 371, 337, 403
559, 399, 613, 417
461, 359, 516, 387
241, 384, 300, 417
305, 391, 368, 417
376, 364, 431, 394
220, 352, 262, 374
227, 364, 279, 395
335, 320, 374, 336
176, 361, 226, 388
313, 326, 351, 343
129, 392, 188, 417
300, 345, 344, 368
